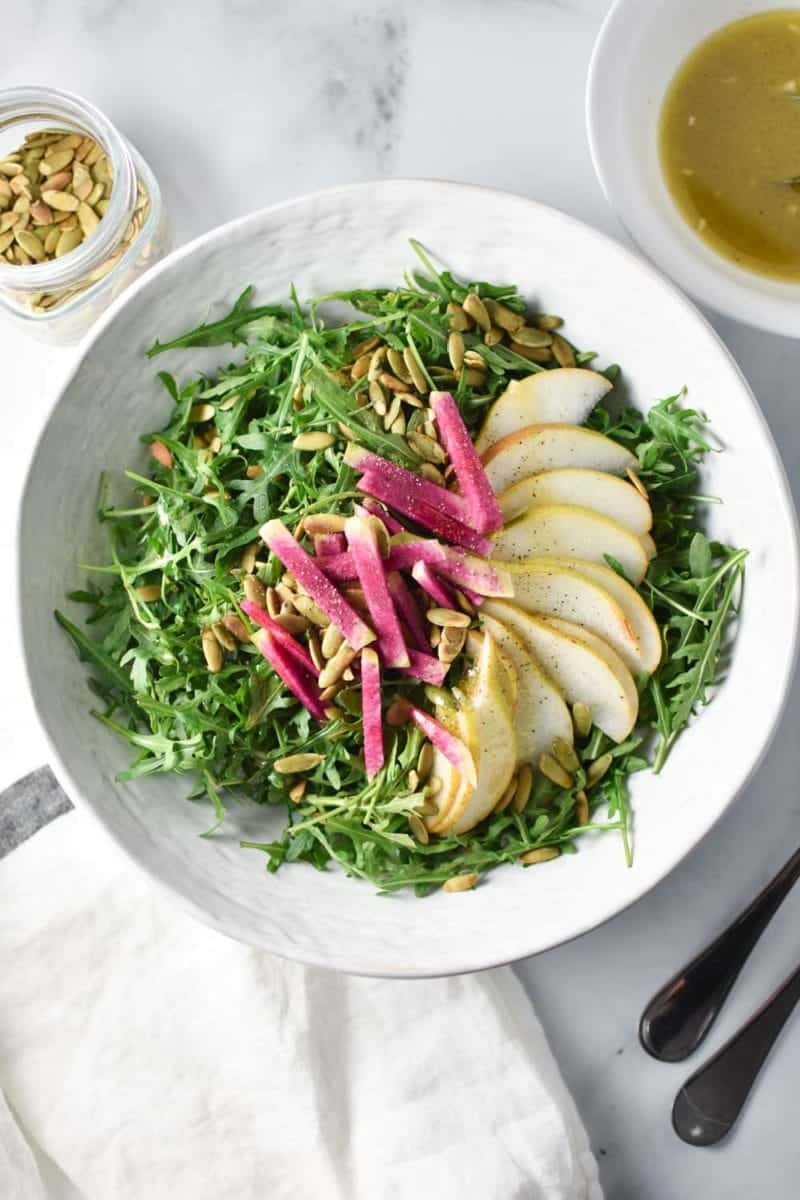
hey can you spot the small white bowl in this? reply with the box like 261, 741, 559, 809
587, 0, 800, 337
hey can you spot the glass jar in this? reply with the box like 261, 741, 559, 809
0, 87, 168, 344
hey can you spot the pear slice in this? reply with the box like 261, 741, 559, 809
498, 468, 652, 535
541, 557, 662, 674
437, 633, 517, 835
543, 615, 639, 722
475, 368, 613, 454
502, 558, 644, 672
491, 503, 649, 584
640, 532, 657, 560
479, 611, 574, 768
481, 424, 636, 495
466, 628, 518, 708
481, 599, 638, 743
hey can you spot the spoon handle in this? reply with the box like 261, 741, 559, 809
672, 962, 800, 1146
640, 846, 800, 1062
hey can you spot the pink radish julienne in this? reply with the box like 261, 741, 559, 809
344, 443, 467, 523
253, 629, 327, 722
345, 517, 410, 668
411, 561, 456, 608
387, 536, 513, 598
430, 391, 504, 534
360, 647, 384, 779
398, 702, 477, 786
396, 651, 448, 686
240, 598, 317, 676
260, 519, 375, 651
386, 571, 429, 651
313, 532, 346, 557
356, 471, 491, 556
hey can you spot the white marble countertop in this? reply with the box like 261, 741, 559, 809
3, 0, 800, 1194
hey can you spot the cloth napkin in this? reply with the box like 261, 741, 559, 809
0, 770, 602, 1200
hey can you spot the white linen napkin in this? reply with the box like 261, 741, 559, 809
0, 804, 602, 1200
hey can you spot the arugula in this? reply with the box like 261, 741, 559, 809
58, 250, 745, 894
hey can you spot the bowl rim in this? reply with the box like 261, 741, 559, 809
17, 177, 800, 976
586, 0, 800, 338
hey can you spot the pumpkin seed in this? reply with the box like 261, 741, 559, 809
15, 230, 45, 261
572, 702, 593, 739
42, 188, 79, 212
383, 394, 402, 430
429, 625, 442, 649
55, 228, 83, 257
587, 753, 613, 787
136, 582, 162, 602
512, 764, 533, 813
0, 161, 23, 177
419, 462, 445, 485
265, 586, 281, 619
308, 630, 325, 671
77, 201, 100, 236
318, 641, 359, 689
403, 346, 429, 393
275, 611, 308, 634
40, 149, 74, 175
243, 575, 266, 607
408, 431, 447, 463
539, 752, 574, 789
274, 752, 324, 774
390, 413, 406, 435
369, 379, 387, 415
462, 292, 491, 331
368, 346, 388, 381
201, 628, 223, 673
293, 594, 330, 627
350, 352, 372, 381
386, 347, 411, 382
349, 334, 382, 360
322, 623, 344, 659
427, 607, 470, 628
446, 300, 471, 331
443, 873, 479, 893
509, 342, 553, 363
212, 621, 237, 653
289, 780, 307, 803
551, 333, 576, 368
552, 736, 580, 775
512, 324, 553, 348
239, 542, 259, 574
408, 813, 429, 844
380, 371, 410, 394
417, 742, 434, 781
484, 326, 505, 346
29, 200, 53, 225
9, 174, 31, 197
45, 169, 73, 192
463, 350, 487, 370
462, 368, 487, 388
437, 626, 466, 663
189, 403, 215, 423
485, 299, 526, 333
531, 313, 563, 331
293, 431, 335, 451
221, 614, 250, 643
519, 847, 560, 866
0, 212, 17, 233
447, 330, 465, 372
304, 512, 347, 534
575, 790, 590, 825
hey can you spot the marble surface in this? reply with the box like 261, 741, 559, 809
2, 0, 800, 1195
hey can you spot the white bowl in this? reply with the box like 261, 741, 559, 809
18, 180, 800, 976
587, 0, 800, 337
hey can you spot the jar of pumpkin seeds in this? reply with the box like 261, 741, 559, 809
0, 87, 167, 344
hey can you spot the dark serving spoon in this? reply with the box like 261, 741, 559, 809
673, 961, 800, 1146
640, 845, 800, 1062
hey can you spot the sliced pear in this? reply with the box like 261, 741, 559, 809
541, 557, 662, 674
482, 424, 637, 495
498, 468, 652, 535
438, 634, 517, 835
479, 611, 574, 767
424, 744, 465, 833
543, 616, 639, 722
481, 600, 637, 743
501, 558, 644, 672
491, 504, 648, 584
475, 368, 613, 454
640, 532, 657, 560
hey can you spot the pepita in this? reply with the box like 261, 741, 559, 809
293, 431, 335, 451
484, 326, 505, 346
417, 742, 434, 781
443, 873, 479, 893
519, 847, 560, 866
289, 780, 307, 804
349, 334, 382, 360
485, 299, 525, 333
551, 332, 577, 368
426, 607, 470, 628
212, 621, 237, 653
29, 200, 53, 225
15, 230, 45, 261
275, 611, 308, 634
539, 752, 574, 790
572, 702, 593, 738
586, 753, 613, 787
387, 347, 412, 382
308, 630, 325, 671
512, 324, 553, 348
509, 342, 553, 363
243, 575, 266, 607
221, 614, 250, 643
380, 371, 410, 394
322, 623, 344, 659
350, 352, 372, 381
303, 512, 347, 534
462, 292, 491, 331
265, 586, 281, 618
367, 345, 387, 381
575, 790, 590, 825
531, 313, 563, 331
383, 394, 402, 430
201, 628, 223, 674
419, 462, 445, 485
77, 201, 100, 236
318, 641, 359, 689
446, 301, 471, 331
403, 346, 429, 393
135, 582, 162, 602
447, 330, 465, 372
55, 228, 84, 258
189, 403, 215, 423
461, 368, 487, 388
369, 379, 387, 415
512, 764, 533, 813
42, 189, 79, 212
292, 594, 330, 627
408, 431, 447, 463
408, 813, 429, 844
551, 736, 580, 774
274, 753, 324, 774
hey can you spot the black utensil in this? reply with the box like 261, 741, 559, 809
672, 961, 800, 1146
640, 846, 800, 1061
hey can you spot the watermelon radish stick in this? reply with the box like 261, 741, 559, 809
315, 551, 356, 583
457, 584, 484, 609
386, 536, 513, 598
430, 391, 504, 534
386, 571, 429, 651
345, 517, 410, 668
355, 499, 405, 535
344, 443, 468, 523
361, 647, 384, 779
260, 519, 375, 650
253, 629, 327, 722
240, 598, 317, 676
411, 561, 456, 608
396, 651, 448, 686
313, 532, 346, 557
390, 700, 477, 786
357, 471, 491, 556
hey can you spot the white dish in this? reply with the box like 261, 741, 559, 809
586, 0, 800, 337
18, 179, 800, 977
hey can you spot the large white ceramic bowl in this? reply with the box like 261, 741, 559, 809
19, 180, 800, 976
587, 0, 800, 337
